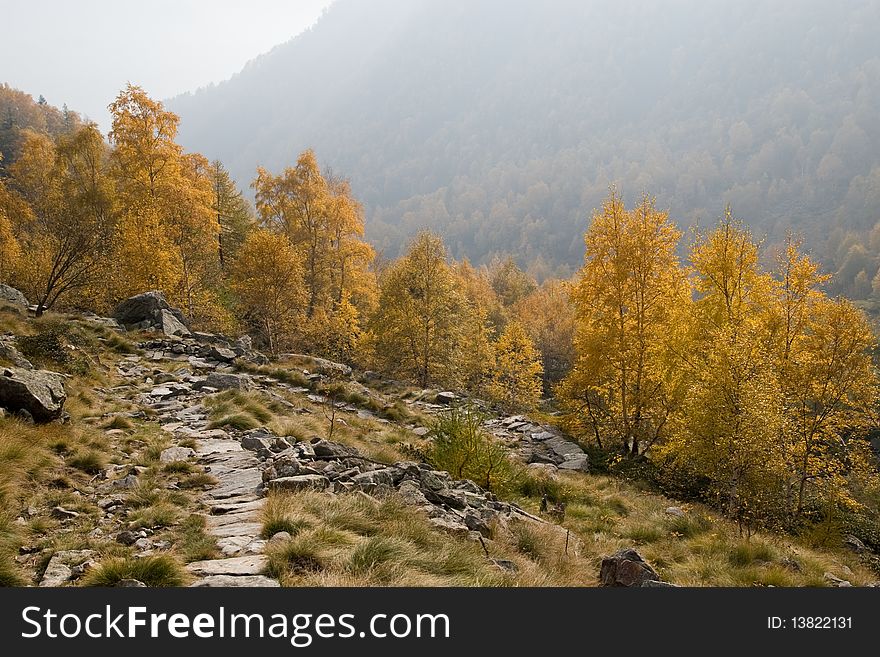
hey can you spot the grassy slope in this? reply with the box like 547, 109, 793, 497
0, 303, 876, 587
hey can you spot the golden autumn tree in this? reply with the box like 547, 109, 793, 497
768, 239, 878, 518
451, 260, 497, 391
513, 278, 576, 387
487, 321, 544, 411
661, 210, 786, 526
370, 231, 469, 388
107, 84, 220, 321
559, 191, 687, 455
252, 150, 375, 358
0, 167, 24, 280
7, 125, 115, 314
229, 228, 305, 353
108, 84, 182, 299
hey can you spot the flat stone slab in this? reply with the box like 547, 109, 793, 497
209, 499, 265, 515
217, 536, 267, 557
207, 520, 264, 538
186, 555, 268, 576
196, 438, 244, 456
189, 575, 279, 587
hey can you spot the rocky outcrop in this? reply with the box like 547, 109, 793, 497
250, 434, 543, 537
484, 415, 589, 472
0, 367, 67, 422
599, 548, 663, 587
113, 291, 190, 336
140, 335, 268, 367
0, 284, 29, 309
0, 335, 34, 369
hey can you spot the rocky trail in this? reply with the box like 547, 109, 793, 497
59, 325, 581, 587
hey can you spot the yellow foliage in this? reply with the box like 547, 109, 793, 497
487, 321, 543, 411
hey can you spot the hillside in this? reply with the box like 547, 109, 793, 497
0, 291, 876, 588
169, 0, 880, 290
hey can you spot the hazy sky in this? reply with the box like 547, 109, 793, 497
0, 0, 335, 130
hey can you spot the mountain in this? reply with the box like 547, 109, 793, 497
169, 0, 880, 285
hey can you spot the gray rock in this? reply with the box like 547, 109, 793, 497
665, 506, 686, 518
352, 468, 398, 488
268, 474, 330, 492
311, 439, 358, 458
843, 534, 867, 554
51, 506, 78, 520
186, 555, 268, 576
39, 550, 96, 587
824, 572, 853, 587
600, 548, 660, 587
490, 559, 518, 573
0, 339, 33, 369
268, 531, 291, 546
114, 291, 188, 330
116, 579, 147, 587
157, 309, 191, 337
159, 446, 196, 463
190, 575, 279, 587
241, 431, 274, 453
207, 346, 237, 362
39, 560, 73, 587
435, 391, 458, 405
116, 530, 147, 546
198, 372, 253, 391
0, 367, 66, 422
112, 473, 139, 490
0, 283, 29, 308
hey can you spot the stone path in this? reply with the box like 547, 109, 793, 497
116, 348, 280, 587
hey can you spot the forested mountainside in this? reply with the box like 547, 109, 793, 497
168, 0, 880, 292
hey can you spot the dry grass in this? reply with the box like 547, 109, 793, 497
512, 470, 876, 587
261, 490, 596, 586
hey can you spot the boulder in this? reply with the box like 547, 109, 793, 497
0, 338, 33, 369
665, 506, 686, 519
114, 290, 181, 324
159, 446, 196, 463
0, 283, 28, 309
157, 309, 191, 337
207, 346, 237, 362
268, 474, 330, 492
113, 291, 190, 336
600, 548, 661, 587
435, 391, 458, 405
39, 550, 95, 587
0, 367, 66, 422
352, 467, 398, 488
311, 439, 358, 458
199, 372, 253, 391
843, 534, 867, 554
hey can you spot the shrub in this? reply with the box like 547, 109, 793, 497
429, 404, 518, 494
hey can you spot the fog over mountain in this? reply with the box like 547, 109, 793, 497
169, 0, 880, 286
